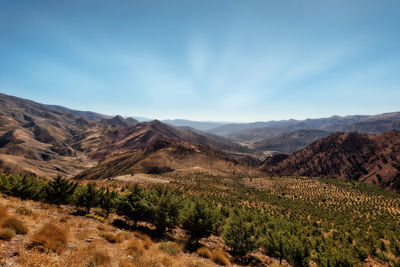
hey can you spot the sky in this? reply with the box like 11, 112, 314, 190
1, 0, 399, 122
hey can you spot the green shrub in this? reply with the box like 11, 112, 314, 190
222, 210, 257, 258
75, 183, 103, 214
45, 175, 77, 206
181, 200, 215, 244
159, 242, 181, 255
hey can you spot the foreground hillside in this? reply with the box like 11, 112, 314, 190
1, 172, 400, 266
263, 131, 400, 192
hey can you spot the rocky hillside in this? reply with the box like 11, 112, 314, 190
254, 129, 331, 153
209, 113, 400, 143
75, 139, 260, 180
0, 93, 250, 178
263, 131, 400, 192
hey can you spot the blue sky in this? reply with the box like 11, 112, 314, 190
1, 0, 399, 122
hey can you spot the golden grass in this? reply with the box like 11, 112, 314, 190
126, 237, 145, 256
0, 227, 15, 240
1, 217, 28, 234
211, 249, 231, 266
100, 231, 125, 243
92, 250, 111, 266
159, 242, 182, 256
0, 205, 8, 218
133, 231, 152, 249
16, 206, 33, 216
31, 223, 68, 253
196, 247, 212, 258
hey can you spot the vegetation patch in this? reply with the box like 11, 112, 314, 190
30, 223, 68, 253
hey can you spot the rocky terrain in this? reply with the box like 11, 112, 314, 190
263, 131, 400, 192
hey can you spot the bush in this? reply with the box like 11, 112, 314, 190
126, 237, 145, 256
75, 183, 103, 214
45, 175, 77, 206
0, 228, 16, 240
92, 251, 111, 266
148, 186, 182, 234
116, 184, 149, 228
283, 237, 310, 267
31, 223, 68, 253
85, 213, 105, 222
159, 242, 181, 255
6, 175, 44, 201
222, 210, 257, 258
1, 217, 28, 234
100, 186, 118, 218
197, 247, 212, 258
181, 200, 215, 244
133, 232, 152, 249
100, 232, 125, 243
211, 249, 231, 266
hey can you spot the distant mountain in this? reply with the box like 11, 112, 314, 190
74, 139, 259, 180
46, 104, 112, 121
209, 113, 400, 144
162, 119, 228, 131
262, 131, 400, 192
254, 129, 331, 153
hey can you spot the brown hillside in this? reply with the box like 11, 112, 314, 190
75, 139, 260, 180
0, 93, 249, 178
263, 131, 400, 192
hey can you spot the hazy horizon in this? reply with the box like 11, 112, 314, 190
1, 0, 399, 122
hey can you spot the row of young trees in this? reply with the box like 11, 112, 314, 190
0, 173, 310, 265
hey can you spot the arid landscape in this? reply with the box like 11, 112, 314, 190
0, 93, 400, 267
1, 1, 400, 266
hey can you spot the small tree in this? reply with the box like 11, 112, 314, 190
148, 186, 181, 234
8, 174, 44, 201
45, 175, 78, 206
222, 210, 257, 259
261, 231, 286, 264
75, 183, 103, 214
116, 184, 149, 228
181, 200, 215, 245
283, 237, 310, 267
100, 186, 118, 218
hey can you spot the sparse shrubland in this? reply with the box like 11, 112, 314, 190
1, 171, 400, 266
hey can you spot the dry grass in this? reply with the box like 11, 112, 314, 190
133, 231, 152, 249
1, 217, 28, 234
16, 206, 33, 216
211, 249, 231, 266
126, 237, 145, 256
197, 247, 212, 258
0, 205, 8, 218
91, 250, 112, 266
100, 231, 125, 243
31, 222, 68, 253
159, 242, 182, 256
0, 227, 15, 240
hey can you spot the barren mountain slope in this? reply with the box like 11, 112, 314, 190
263, 131, 400, 192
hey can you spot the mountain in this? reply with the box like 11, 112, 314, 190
208, 113, 400, 142
262, 131, 400, 192
0, 93, 250, 177
162, 119, 228, 131
75, 138, 259, 180
254, 129, 331, 153
45, 104, 112, 121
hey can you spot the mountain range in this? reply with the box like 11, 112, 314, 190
1, 92, 399, 192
